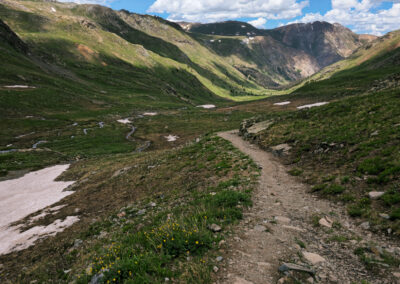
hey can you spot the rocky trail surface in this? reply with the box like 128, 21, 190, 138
217, 131, 400, 284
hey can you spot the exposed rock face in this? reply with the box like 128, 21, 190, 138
184, 21, 371, 86
265, 21, 369, 68
0, 19, 28, 53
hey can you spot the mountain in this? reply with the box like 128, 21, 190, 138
264, 21, 377, 67
295, 29, 400, 99
182, 21, 377, 86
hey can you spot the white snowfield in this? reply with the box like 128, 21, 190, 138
117, 118, 131, 124
274, 101, 291, 106
4, 85, 35, 89
197, 104, 216, 109
297, 102, 329, 109
164, 135, 179, 142
143, 112, 158, 116
0, 165, 77, 255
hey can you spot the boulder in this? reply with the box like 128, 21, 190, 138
319, 217, 333, 228
303, 252, 326, 265
209, 223, 222, 232
271, 144, 292, 156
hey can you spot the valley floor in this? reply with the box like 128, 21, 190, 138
217, 131, 400, 284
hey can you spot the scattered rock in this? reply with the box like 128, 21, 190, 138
360, 222, 370, 230
90, 273, 104, 284
274, 216, 291, 224
146, 202, 157, 208
306, 277, 314, 283
319, 217, 333, 228
117, 212, 126, 218
278, 277, 289, 284
282, 225, 305, 232
213, 266, 219, 273
303, 252, 326, 265
247, 120, 274, 134
379, 213, 390, 219
218, 240, 226, 247
371, 131, 379, 137
73, 239, 83, 248
216, 256, 223, 262
254, 225, 267, 232
278, 263, 315, 275
368, 191, 385, 199
234, 277, 254, 284
271, 144, 292, 156
210, 223, 222, 232
393, 272, 400, 278
137, 209, 146, 216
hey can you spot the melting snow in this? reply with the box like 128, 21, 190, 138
197, 104, 216, 109
4, 85, 35, 89
51, 7, 56, 12
143, 112, 158, 116
117, 118, 131, 124
297, 102, 329, 110
274, 101, 291, 106
165, 135, 179, 142
0, 165, 76, 255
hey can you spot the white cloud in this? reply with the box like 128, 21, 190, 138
248, 17, 267, 28
293, 1, 400, 35
148, 0, 309, 22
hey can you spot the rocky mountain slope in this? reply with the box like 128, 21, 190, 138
183, 21, 376, 86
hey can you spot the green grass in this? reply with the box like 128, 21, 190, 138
1, 136, 260, 283
248, 88, 400, 231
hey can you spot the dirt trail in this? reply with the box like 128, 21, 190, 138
217, 131, 399, 284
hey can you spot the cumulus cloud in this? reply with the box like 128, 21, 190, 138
148, 0, 309, 22
248, 17, 267, 28
294, 1, 400, 35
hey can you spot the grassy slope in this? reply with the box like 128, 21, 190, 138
0, 0, 276, 174
246, 38, 400, 234
0, 135, 259, 283
293, 30, 400, 100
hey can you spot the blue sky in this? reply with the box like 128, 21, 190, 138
65, 0, 400, 35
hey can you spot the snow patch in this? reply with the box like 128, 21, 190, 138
274, 101, 291, 106
197, 104, 216, 109
165, 135, 179, 142
297, 102, 329, 109
51, 7, 57, 12
4, 85, 35, 89
117, 118, 131, 124
143, 112, 158, 116
0, 165, 76, 255
0, 216, 79, 255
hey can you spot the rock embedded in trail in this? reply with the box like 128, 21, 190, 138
254, 225, 267, 232
274, 216, 291, 224
303, 252, 326, 265
278, 263, 315, 275
233, 277, 253, 284
319, 217, 333, 228
360, 222, 370, 230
